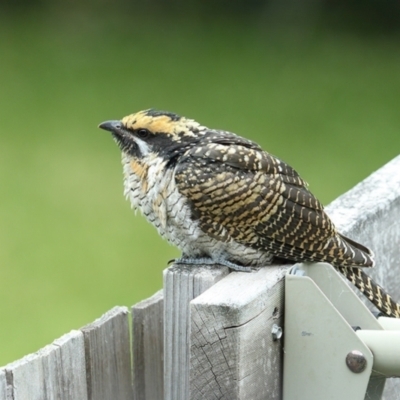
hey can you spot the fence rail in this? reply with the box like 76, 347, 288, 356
1, 155, 400, 400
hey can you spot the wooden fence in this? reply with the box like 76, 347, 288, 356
1, 155, 400, 400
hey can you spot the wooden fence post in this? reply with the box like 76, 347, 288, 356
163, 264, 230, 400
190, 266, 286, 400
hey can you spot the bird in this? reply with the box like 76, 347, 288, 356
99, 108, 400, 318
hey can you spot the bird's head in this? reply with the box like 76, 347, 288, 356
99, 109, 205, 160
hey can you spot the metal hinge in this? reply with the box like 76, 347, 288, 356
283, 262, 400, 400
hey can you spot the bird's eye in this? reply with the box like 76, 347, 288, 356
137, 129, 150, 138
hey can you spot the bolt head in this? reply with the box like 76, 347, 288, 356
271, 324, 283, 341
346, 350, 367, 373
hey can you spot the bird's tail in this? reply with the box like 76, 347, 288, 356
337, 233, 375, 267
337, 266, 400, 318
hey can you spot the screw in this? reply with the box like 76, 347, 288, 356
271, 324, 283, 341
346, 350, 367, 373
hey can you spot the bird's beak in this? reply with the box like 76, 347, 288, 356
98, 120, 123, 133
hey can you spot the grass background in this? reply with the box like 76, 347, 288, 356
1, 5, 400, 366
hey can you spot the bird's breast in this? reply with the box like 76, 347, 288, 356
122, 154, 198, 240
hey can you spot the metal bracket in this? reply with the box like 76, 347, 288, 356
283, 263, 400, 400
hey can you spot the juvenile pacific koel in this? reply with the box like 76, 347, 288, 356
99, 109, 400, 318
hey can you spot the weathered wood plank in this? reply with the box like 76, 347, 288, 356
3, 330, 87, 400
5, 347, 54, 400
81, 306, 133, 400
326, 155, 400, 304
190, 266, 286, 400
163, 264, 230, 400
0, 369, 6, 400
53, 330, 88, 399
132, 289, 164, 400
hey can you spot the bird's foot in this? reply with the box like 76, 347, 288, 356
171, 257, 253, 272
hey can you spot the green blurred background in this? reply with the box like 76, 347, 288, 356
1, 0, 400, 366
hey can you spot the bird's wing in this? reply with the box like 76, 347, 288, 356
174, 130, 340, 264
183, 129, 304, 179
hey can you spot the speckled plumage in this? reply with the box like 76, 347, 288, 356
99, 109, 400, 318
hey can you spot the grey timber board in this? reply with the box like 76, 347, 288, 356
81, 306, 133, 400
132, 289, 164, 400
53, 330, 88, 399
326, 155, 400, 304
190, 266, 286, 400
163, 264, 230, 400
0, 369, 5, 400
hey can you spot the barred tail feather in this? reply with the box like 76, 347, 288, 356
338, 234, 375, 267
338, 266, 400, 318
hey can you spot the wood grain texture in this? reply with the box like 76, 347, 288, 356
0, 369, 6, 400
2, 330, 87, 400
163, 264, 230, 400
190, 266, 286, 400
81, 306, 133, 400
52, 330, 88, 399
132, 289, 164, 400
